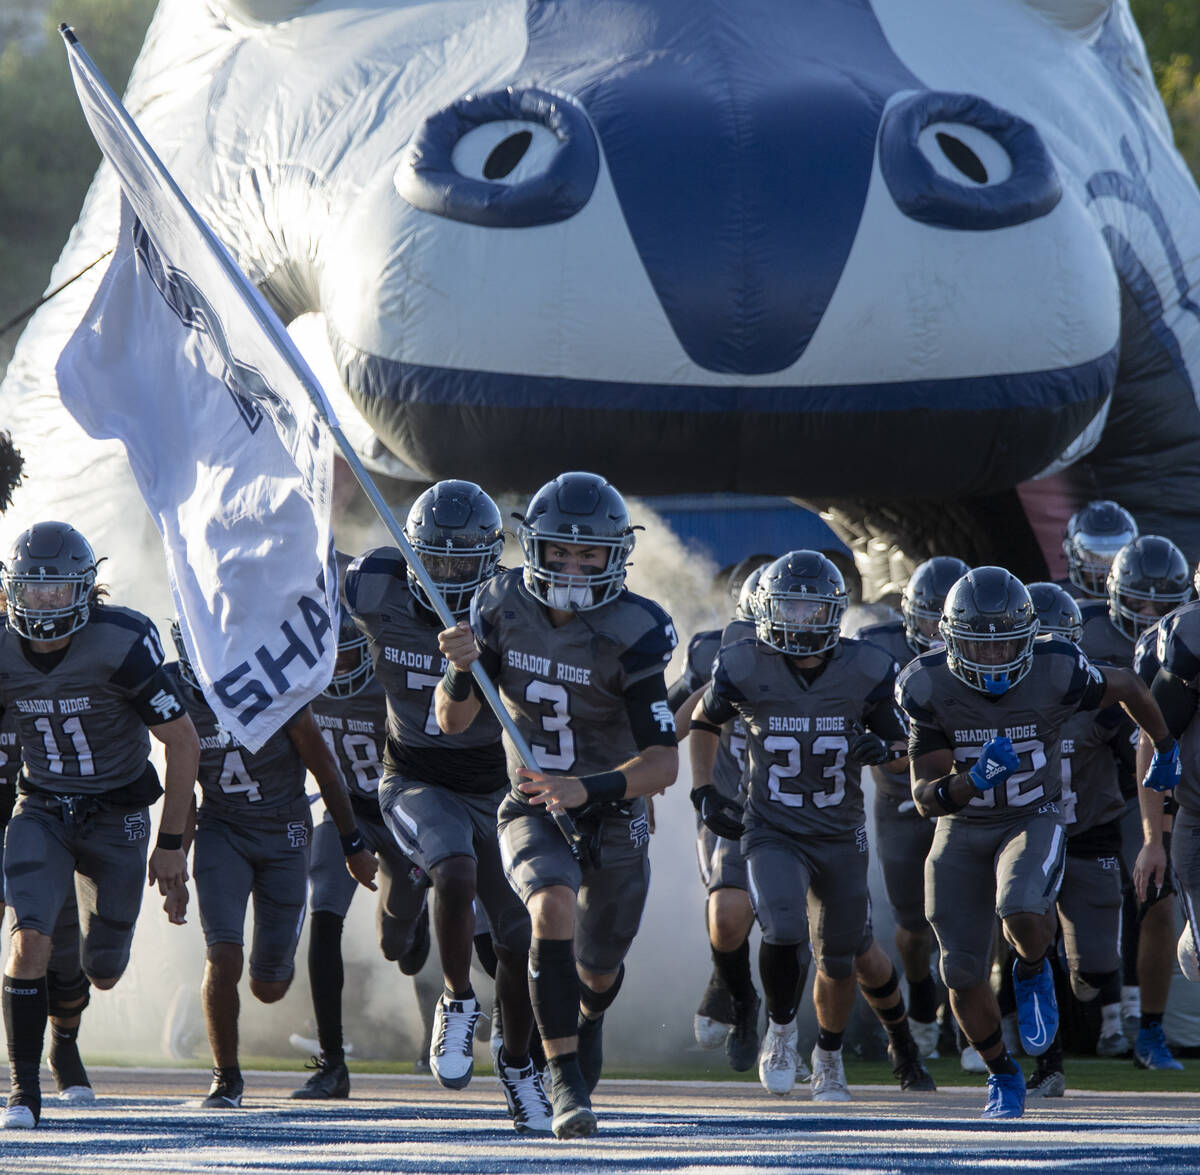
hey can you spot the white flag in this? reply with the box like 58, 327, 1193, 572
55, 29, 340, 753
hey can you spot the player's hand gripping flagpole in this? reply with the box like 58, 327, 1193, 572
55, 26, 581, 855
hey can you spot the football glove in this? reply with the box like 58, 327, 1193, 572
847, 730, 890, 766
690, 785, 745, 840
1142, 740, 1181, 793
969, 735, 1019, 792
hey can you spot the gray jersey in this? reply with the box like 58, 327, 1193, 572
1059, 704, 1128, 838
0, 606, 183, 796
1150, 601, 1200, 813
0, 706, 18, 799
710, 636, 899, 838
674, 623, 750, 800
345, 548, 506, 794
854, 619, 920, 800
472, 569, 677, 796
309, 677, 387, 809
897, 636, 1107, 825
170, 663, 308, 824
1079, 601, 1134, 668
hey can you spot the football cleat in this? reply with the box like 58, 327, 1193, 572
726, 990, 762, 1073
888, 1037, 936, 1091
694, 969, 734, 1049
907, 1016, 940, 1060
757, 1021, 798, 1096
399, 905, 431, 976
981, 1068, 1025, 1119
202, 1068, 244, 1109
548, 1057, 596, 1139
1012, 959, 1058, 1056
1025, 1063, 1065, 1099
290, 1054, 350, 1099
49, 1033, 91, 1098
430, 995, 481, 1090
577, 1012, 605, 1094
1178, 923, 1200, 982
795, 1050, 812, 1082
1096, 1031, 1131, 1058
810, 1045, 852, 1103
1134, 1023, 1184, 1071
2, 1102, 37, 1129
58, 1085, 96, 1105
498, 1053, 553, 1134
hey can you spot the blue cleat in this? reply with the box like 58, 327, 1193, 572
1012, 959, 1058, 1056
1134, 1023, 1184, 1071
982, 1068, 1026, 1119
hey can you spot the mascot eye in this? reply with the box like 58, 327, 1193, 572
396, 87, 599, 228
451, 121, 560, 185
879, 91, 1061, 230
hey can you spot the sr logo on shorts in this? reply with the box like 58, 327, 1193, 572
124, 812, 148, 842
287, 821, 309, 848
629, 814, 650, 848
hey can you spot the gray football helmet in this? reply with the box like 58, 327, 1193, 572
940, 566, 1038, 695
327, 607, 373, 698
1106, 536, 1191, 641
1063, 500, 1137, 598
1026, 581, 1083, 643
901, 556, 970, 653
754, 551, 848, 656
2, 521, 97, 640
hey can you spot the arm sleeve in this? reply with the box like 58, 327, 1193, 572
1150, 668, 1200, 741
623, 672, 677, 750
129, 667, 188, 726
908, 718, 953, 760
864, 694, 909, 742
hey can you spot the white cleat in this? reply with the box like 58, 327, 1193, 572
3, 1104, 36, 1129
757, 1020, 799, 1096
430, 995, 481, 1090
694, 1014, 731, 1050
960, 1045, 988, 1073
810, 1046, 852, 1103
58, 1085, 95, 1105
497, 1054, 553, 1134
795, 1050, 812, 1082
908, 1016, 940, 1060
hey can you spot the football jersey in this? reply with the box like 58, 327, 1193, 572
1148, 600, 1200, 813
1079, 600, 1134, 668
472, 568, 677, 798
1058, 704, 1128, 836
853, 618, 920, 800
709, 636, 899, 838
0, 606, 179, 795
346, 548, 506, 794
309, 676, 387, 808
674, 623, 752, 801
896, 636, 1107, 825
170, 663, 308, 824
0, 706, 19, 822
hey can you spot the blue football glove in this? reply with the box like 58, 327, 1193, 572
1142, 740, 1181, 793
969, 736, 1020, 792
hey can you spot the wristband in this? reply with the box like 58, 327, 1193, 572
156, 831, 183, 851
581, 771, 627, 803
341, 829, 367, 856
442, 663, 474, 702
690, 719, 722, 736
933, 778, 967, 815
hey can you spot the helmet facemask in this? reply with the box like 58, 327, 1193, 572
1108, 582, 1189, 641
940, 616, 1038, 695
755, 589, 846, 655
519, 529, 635, 612
408, 536, 504, 619
327, 613, 373, 698
4, 566, 95, 641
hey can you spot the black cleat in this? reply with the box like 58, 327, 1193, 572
888, 1038, 937, 1091
548, 1056, 596, 1140
399, 905, 431, 976
577, 1012, 605, 1094
726, 989, 762, 1073
202, 1068, 244, 1109
49, 1033, 94, 1103
290, 1054, 350, 1099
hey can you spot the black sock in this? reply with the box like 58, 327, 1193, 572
473, 932, 498, 980
308, 911, 345, 1062
985, 1049, 1019, 1077
759, 942, 803, 1024
816, 1027, 844, 1052
711, 941, 756, 1003
876, 1000, 912, 1044
3, 975, 48, 1102
446, 983, 476, 1003
1141, 1011, 1164, 1030
528, 939, 579, 1042
1014, 952, 1046, 982
546, 1050, 588, 1103
48, 1022, 88, 1088
908, 974, 938, 1024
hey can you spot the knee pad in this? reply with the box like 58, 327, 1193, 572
580, 964, 625, 1019
46, 971, 90, 1019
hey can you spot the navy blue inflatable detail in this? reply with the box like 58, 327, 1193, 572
518, 0, 924, 375
397, 87, 598, 227
879, 91, 1061, 230
1101, 227, 1194, 397
1088, 138, 1200, 322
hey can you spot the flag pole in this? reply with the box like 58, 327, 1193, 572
59, 24, 582, 858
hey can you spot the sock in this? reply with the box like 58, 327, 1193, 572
984, 1049, 1019, 1077
1122, 985, 1141, 1020
307, 911, 345, 1062
1100, 1002, 1123, 1037
1141, 1011, 1164, 1031
759, 941, 803, 1024
48, 1022, 88, 1088
445, 984, 476, 1003
1014, 953, 1046, 982
816, 1027, 844, 1053
908, 974, 938, 1024
711, 940, 756, 1003
3, 975, 48, 1104
528, 939, 579, 1042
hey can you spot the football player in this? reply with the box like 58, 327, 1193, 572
669, 557, 772, 1073
437, 471, 678, 1139
0, 522, 200, 1129
691, 551, 934, 1102
1094, 538, 1191, 1068
855, 555, 968, 1060
898, 566, 1178, 1119
1060, 500, 1138, 601
352, 481, 551, 1135
163, 621, 377, 1109
1022, 583, 1135, 1097
293, 599, 432, 1099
